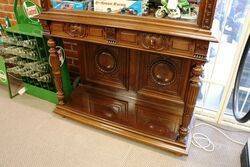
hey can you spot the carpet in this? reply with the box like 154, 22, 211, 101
0, 85, 249, 167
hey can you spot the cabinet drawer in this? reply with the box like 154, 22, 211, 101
89, 94, 129, 124
136, 105, 179, 140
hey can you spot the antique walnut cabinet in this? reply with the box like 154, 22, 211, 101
39, 0, 218, 155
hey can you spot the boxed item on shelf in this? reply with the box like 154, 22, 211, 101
94, 0, 147, 15
50, 0, 92, 11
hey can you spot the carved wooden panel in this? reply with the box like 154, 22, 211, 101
87, 26, 105, 41
150, 60, 176, 86
83, 44, 129, 90
194, 40, 209, 60
137, 53, 191, 100
40, 20, 51, 35
169, 37, 195, 53
136, 105, 179, 140
88, 26, 104, 37
89, 94, 129, 124
118, 30, 138, 45
202, 0, 217, 29
46, 22, 203, 61
63, 23, 87, 37
41, 0, 52, 11
140, 33, 166, 51
105, 27, 117, 44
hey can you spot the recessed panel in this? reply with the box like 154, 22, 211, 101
89, 26, 104, 37
83, 44, 129, 90
136, 105, 179, 140
137, 53, 190, 100
89, 94, 128, 124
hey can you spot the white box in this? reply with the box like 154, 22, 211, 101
94, 0, 146, 15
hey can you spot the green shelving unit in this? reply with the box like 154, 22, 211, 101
1, 0, 72, 103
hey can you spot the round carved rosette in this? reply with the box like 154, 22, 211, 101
95, 50, 117, 73
150, 60, 176, 86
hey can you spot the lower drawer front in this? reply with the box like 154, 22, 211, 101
89, 94, 128, 124
136, 105, 180, 140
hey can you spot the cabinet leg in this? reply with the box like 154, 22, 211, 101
178, 61, 204, 143
48, 38, 65, 105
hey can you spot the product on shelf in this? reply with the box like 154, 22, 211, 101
1, 34, 54, 91
94, 0, 148, 16
50, 0, 92, 11
37, 74, 52, 83
155, 0, 197, 19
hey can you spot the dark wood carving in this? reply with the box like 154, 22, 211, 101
48, 38, 65, 105
198, 0, 218, 29
89, 94, 128, 124
178, 60, 205, 143
150, 60, 176, 86
39, 0, 217, 155
40, 0, 52, 11
64, 23, 86, 38
95, 51, 117, 73
141, 33, 165, 51
138, 53, 190, 100
47, 21, 215, 60
40, 20, 51, 35
105, 27, 117, 44
136, 105, 179, 140
194, 40, 209, 60
83, 44, 129, 90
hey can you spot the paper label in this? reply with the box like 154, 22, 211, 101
94, 0, 144, 15
25, 5, 39, 18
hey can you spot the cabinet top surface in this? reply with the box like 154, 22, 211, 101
39, 0, 218, 41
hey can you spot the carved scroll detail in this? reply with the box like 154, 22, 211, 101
48, 38, 65, 105
178, 61, 204, 143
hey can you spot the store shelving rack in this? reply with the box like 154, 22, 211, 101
3, 0, 72, 103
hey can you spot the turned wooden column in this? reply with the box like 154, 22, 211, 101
48, 38, 65, 105
178, 61, 205, 143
